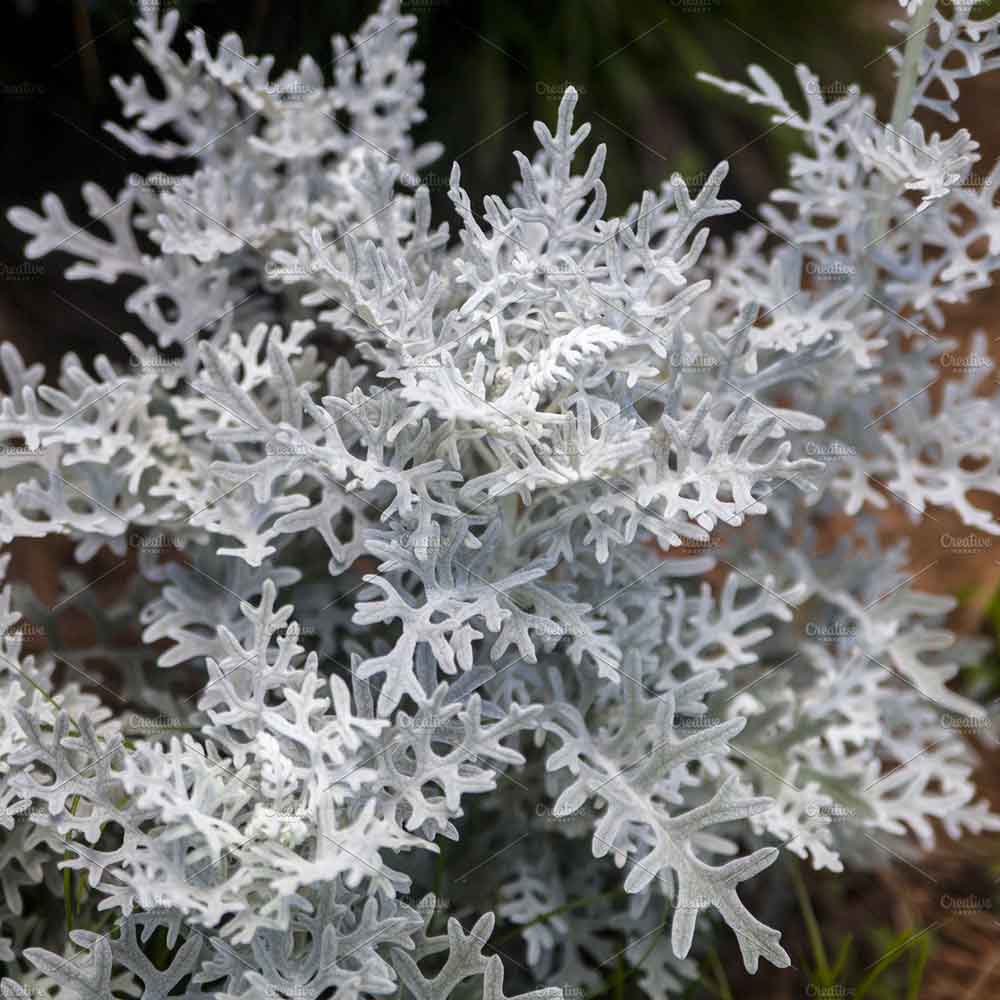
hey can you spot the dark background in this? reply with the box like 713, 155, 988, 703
1, 0, 893, 369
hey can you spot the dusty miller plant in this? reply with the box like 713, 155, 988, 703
2, 0, 1000, 996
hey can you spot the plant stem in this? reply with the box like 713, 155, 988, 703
583, 902, 670, 1000
788, 856, 830, 982
854, 927, 934, 1000
905, 933, 930, 1000
63, 870, 74, 932
869, 0, 937, 244
889, 0, 936, 132
706, 947, 734, 1000
494, 887, 627, 945
63, 792, 83, 931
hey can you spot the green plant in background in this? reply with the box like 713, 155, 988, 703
959, 580, 1000, 703
786, 860, 932, 1000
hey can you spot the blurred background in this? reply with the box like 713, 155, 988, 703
2, 1, 1000, 997
0, 0, 925, 369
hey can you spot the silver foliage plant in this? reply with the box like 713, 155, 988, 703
2, 0, 1000, 995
